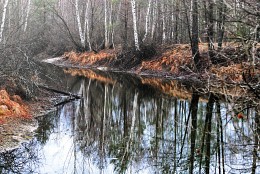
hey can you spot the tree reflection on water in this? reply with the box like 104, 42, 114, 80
0, 70, 259, 174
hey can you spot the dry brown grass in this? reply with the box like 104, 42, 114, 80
63, 43, 259, 83
64, 50, 116, 65
139, 44, 193, 74
0, 90, 31, 124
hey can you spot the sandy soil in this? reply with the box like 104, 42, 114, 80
0, 94, 56, 152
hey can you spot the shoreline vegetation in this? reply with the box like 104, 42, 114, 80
57, 43, 260, 84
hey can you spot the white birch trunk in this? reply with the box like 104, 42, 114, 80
84, 0, 91, 51
86, 4, 91, 51
24, 0, 31, 32
142, 0, 152, 42
151, 0, 157, 40
130, 0, 140, 51
110, 1, 114, 48
171, 0, 174, 40
104, 0, 109, 48
75, 0, 85, 48
161, 2, 166, 44
0, 0, 9, 43
7, 1, 10, 37
190, 0, 193, 35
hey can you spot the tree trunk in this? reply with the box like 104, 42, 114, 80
216, 100, 221, 173
24, 0, 31, 32
208, 0, 215, 63
191, 0, 201, 70
123, 0, 128, 50
205, 94, 215, 174
173, 99, 178, 172
217, 101, 225, 174
130, 0, 140, 51
75, 0, 85, 49
109, 1, 113, 48
252, 106, 260, 174
217, 0, 225, 49
174, 0, 179, 43
151, 0, 157, 40
0, 0, 9, 43
189, 93, 200, 174
85, 0, 92, 51
142, 0, 151, 42
112, 0, 122, 49
161, 2, 166, 44
104, 0, 109, 48
75, 0, 86, 49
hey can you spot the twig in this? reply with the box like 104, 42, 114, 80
242, 72, 260, 99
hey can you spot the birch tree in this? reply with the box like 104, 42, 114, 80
161, 2, 166, 44
24, 0, 31, 32
151, 0, 158, 40
0, 0, 9, 43
85, 0, 91, 51
74, 0, 91, 50
142, 0, 152, 42
109, 1, 114, 47
75, 0, 85, 48
104, 0, 109, 48
130, 0, 140, 51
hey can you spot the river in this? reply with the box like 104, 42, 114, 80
0, 64, 259, 174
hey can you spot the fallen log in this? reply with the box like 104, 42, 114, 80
38, 85, 82, 99
54, 97, 79, 107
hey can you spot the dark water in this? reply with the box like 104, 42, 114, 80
0, 66, 259, 174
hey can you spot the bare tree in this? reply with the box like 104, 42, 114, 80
161, 1, 166, 44
217, 0, 226, 49
130, 0, 140, 51
85, 0, 92, 51
0, 0, 9, 43
75, 0, 85, 48
142, 0, 152, 42
24, 0, 31, 32
191, 0, 200, 69
104, 0, 109, 48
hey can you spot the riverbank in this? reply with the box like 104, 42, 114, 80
0, 42, 259, 152
0, 88, 57, 152
53, 43, 260, 84
0, 89, 33, 152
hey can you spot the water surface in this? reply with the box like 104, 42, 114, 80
0, 67, 259, 174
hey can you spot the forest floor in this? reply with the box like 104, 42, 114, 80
0, 42, 259, 152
